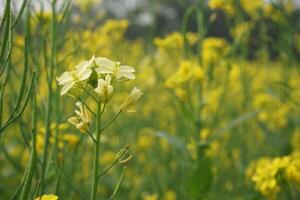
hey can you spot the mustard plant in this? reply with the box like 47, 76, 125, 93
57, 55, 142, 200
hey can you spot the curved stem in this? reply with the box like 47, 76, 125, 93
98, 145, 130, 180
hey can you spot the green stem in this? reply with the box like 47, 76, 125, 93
1, 144, 23, 172
13, 0, 26, 27
41, 0, 56, 192
100, 111, 121, 132
19, 130, 36, 200
51, 162, 86, 200
82, 87, 98, 102
79, 97, 96, 117
0, 84, 3, 128
181, 5, 195, 57
0, 0, 10, 62
90, 102, 102, 200
54, 86, 61, 195
86, 127, 96, 143
109, 167, 126, 200
19, 87, 36, 200
97, 145, 130, 180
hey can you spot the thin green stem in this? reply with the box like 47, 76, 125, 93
82, 87, 98, 102
6, 36, 28, 124
90, 102, 102, 200
9, 164, 29, 200
0, 85, 3, 128
78, 97, 96, 117
0, 11, 12, 77
0, 72, 35, 134
1, 144, 23, 172
100, 104, 106, 116
19, 83, 36, 200
19, 129, 36, 200
181, 5, 196, 57
51, 162, 86, 200
109, 167, 126, 200
13, 0, 26, 27
98, 145, 130, 180
100, 111, 121, 132
86, 126, 96, 143
0, 0, 10, 62
41, 0, 57, 192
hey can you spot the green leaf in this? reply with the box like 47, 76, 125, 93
186, 155, 213, 199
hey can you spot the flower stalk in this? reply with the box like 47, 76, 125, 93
90, 101, 102, 200
57, 55, 142, 200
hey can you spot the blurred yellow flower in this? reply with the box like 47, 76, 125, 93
142, 193, 158, 200
63, 134, 80, 148
163, 190, 177, 200
241, 0, 263, 18
100, 151, 115, 166
208, 0, 236, 16
201, 37, 228, 67
35, 194, 58, 200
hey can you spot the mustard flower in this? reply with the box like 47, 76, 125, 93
68, 101, 91, 132
95, 57, 135, 81
56, 71, 77, 95
35, 194, 58, 200
74, 56, 94, 81
57, 56, 94, 95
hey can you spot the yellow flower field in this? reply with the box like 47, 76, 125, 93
0, 0, 300, 199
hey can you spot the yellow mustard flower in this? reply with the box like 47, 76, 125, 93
201, 37, 228, 67
35, 194, 58, 200
208, 0, 236, 16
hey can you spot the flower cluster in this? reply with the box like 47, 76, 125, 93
57, 56, 143, 132
165, 60, 204, 101
208, 0, 236, 16
154, 32, 197, 56
201, 37, 229, 67
247, 152, 300, 199
57, 56, 136, 95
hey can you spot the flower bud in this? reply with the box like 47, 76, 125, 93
120, 87, 143, 112
68, 102, 91, 133
94, 75, 113, 103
